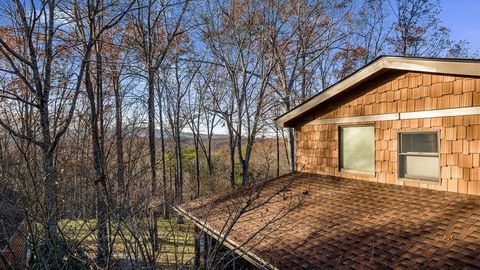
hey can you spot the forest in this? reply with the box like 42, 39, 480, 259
0, 0, 477, 269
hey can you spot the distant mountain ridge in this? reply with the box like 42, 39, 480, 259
134, 128, 230, 140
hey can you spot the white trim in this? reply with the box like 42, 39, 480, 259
384, 58, 480, 76
398, 178, 443, 186
307, 113, 399, 125
400, 106, 480, 119
305, 106, 480, 126
339, 169, 376, 177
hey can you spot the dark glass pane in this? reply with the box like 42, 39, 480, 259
400, 133, 438, 153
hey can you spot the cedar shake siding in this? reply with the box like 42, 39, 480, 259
294, 71, 480, 195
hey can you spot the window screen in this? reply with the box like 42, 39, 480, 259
400, 133, 438, 153
340, 126, 374, 173
399, 132, 439, 182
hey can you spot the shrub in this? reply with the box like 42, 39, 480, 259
31, 238, 89, 270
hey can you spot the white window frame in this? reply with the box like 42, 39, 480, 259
398, 130, 441, 184
339, 124, 375, 176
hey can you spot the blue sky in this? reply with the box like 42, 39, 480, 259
439, 0, 480, 52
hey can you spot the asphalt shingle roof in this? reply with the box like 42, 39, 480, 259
178, 173, 480, 269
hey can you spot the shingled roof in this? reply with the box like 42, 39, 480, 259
176, 173, 480, 269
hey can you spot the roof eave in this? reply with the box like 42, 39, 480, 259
275, 56, 480, 128
172, 206, 279, 270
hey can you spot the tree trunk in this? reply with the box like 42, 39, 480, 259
194, 134, 200, 198
207, 135, 213, 178
113, 76, 126, 208
86, 60, 109, 264
148, 68, 157, 196
229, 145, 236, 188
157, 88, 169, 217
174, 125, 184, 224
95, 178, 109, 265
147, 67, 158, 254
241, 160, 249, 185
174, 125, 183, 204
240, 139, 253, 185
228, 128, 236, 188
42, 148, 57, 241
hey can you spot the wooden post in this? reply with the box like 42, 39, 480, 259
203, 233, 209, 269
194, 227, 201, 269
276, 127, 280, 177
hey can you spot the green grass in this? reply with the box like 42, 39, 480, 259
58, 218, 195, 265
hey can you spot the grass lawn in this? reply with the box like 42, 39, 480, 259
58, 218, 195, 266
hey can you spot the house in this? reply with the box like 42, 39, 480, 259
175, 56, 480, 269
275, 56, 480, 191
0, 188, 28, 269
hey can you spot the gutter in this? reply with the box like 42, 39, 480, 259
173, 206, 279, 270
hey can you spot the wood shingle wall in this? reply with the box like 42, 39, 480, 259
296, 72, 480, 195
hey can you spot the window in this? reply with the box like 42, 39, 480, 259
339, 125, 375, 174
399, 131, 439, 183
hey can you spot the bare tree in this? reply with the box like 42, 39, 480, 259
161, 45, 200, 205
155, 74, 170, 217
128, 0, 190, 260
104, 28, 133, 209
70, 0, 134, 264
185, 67, 222, 197
266, 1, 352, 171
185, 79, 204, 199
0, 0, 92, 247
200, 0, 279, 186
357, 0, 391, 64
389, 0, 460, 57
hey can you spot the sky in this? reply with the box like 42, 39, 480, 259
194, 0, 480, 136
439, 0, 480, 52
